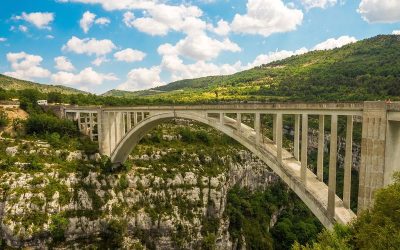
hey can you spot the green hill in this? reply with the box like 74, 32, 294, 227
0, 74, 87, 95
104, 35, 400, 103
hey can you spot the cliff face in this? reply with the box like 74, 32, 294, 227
0, 120, 277, 249
0, 119, 361, 249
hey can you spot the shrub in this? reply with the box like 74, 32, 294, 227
50, 214, 69, 243
25, 113, 79, 137
0, 110, 9, 128
101, 219, 127, 248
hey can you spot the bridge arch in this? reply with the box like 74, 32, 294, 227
110, 111, 355, 229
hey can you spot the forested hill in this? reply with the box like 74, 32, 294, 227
0, 74, 87, 95
107, 35, 400, 103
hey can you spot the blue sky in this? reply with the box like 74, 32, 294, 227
0, 0, 399, 94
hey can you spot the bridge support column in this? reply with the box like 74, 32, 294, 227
127, 112, 132, 131
317, 115, 325, 181
294, 114, 300, 160
328, 115, 338, 218
301, 114, 308, 183
358, 102, 387, 212
273, 114, 277, 143
220, 113, 224, 124
236, 113, 241, 131
343, 115, 353, 209
276, 113, 283, 163
99, 111, 111, 156
255, 113, 261, 144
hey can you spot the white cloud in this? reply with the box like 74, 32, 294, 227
46, 35, 55, 39
54, 56, 75, 71
313, 36, 357, 50
95, 17, 110, 25
393, 30, 400, 35
123, 4, 205, 36
247, 35, 357, 68
117, 66, 163, 90
51, 67, 118, 86
62, 36, 116, 56
80, 11, 96, 33
300, 0, 337, 9
207, 19, 231, 36
91, 56, 109, 66
160, 53, 243, 82
114, 48, 146, 62
231, 0, 303, 37
4, 52, 51, 80
0, 38, 6, 42
57, 0, 157, 11
19, 25, 28, 32
358, 0, 400, 23
158, 32, 241, 61
247, 48, 308, 68
80, 11, 111, 33
15, 12, 54, 29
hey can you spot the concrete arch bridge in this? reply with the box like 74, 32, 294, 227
61, 101, 400, 229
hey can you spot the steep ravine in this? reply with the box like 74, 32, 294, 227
0, 119, 360, 249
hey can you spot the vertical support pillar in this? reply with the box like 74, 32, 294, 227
220, 113, 224, 124
109, 112, 116, 155
236, 113, 241, 131
328, 114, 338, 218
358, 101, 387, 212
294, 114, 300, 160
343, 115, 353, 209
89, 113, 94, 140
98, 110, 110, 156
127, 112, 132, 131
317, 115, 325, 181
273, 114, 277, 142
134, 112, 138, 125
301, 114, 308, 183
276, 113, 283, 163
114, 112, 120, 146
255, 113, 261, 144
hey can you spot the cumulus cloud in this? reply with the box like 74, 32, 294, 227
231, 0, 303, 37
123, 4, 204, 36
247, 48, 308, 68
62, 36, 116, 56
91, 56, 109, 66
57, 0, 156, 11
19, 25, 28, 32
313, 36, 357, 50
158, 33, 241, 61
80, 11, 111, 33
95, 17, 110, 25
300, 0, 337, 9
15, 12, 54, 29
114, 48, 146, 62
160, 53, 243, 82
358, 0, 400, 23
4, 52, 51, 80
393, 30, 400, 35
207, 19, 231, 36
0, 38, 7, 42
117, 66, 163, 90
51, 67, 118, 86
54, 56, 75, 71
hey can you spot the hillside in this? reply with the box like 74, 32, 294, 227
0, 74, 87, 95
104, 35, 400, 103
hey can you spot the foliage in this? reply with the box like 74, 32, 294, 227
226, 182, 322, 249
0, 110, 9, 128
100, 219, 127, 248
294, 172, 400, 250
25, 113, 79, 137
49, 214, 69, 243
